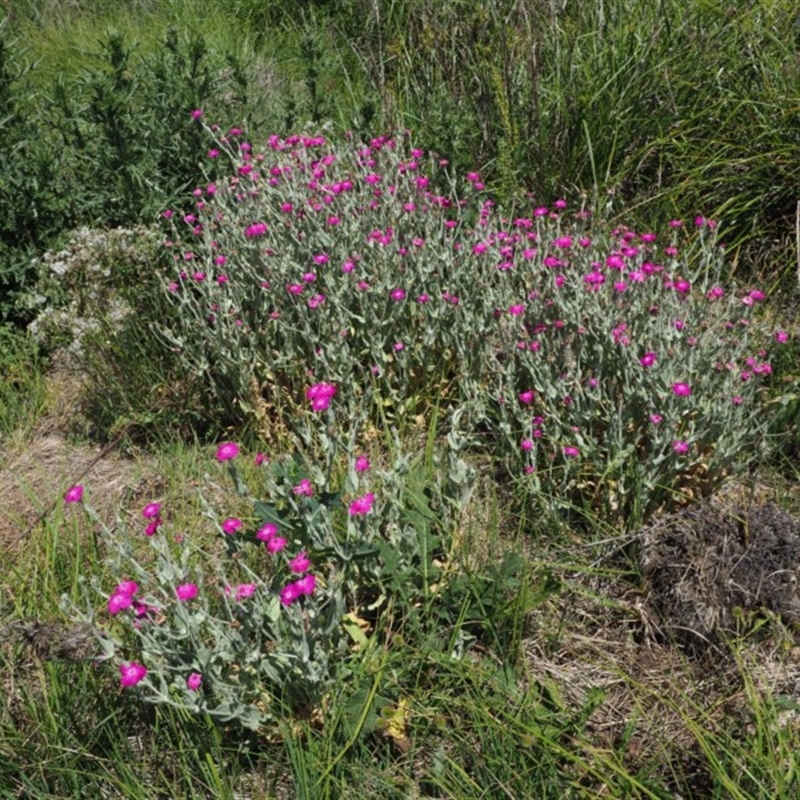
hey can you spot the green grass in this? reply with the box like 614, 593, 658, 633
0, 327, 48, 441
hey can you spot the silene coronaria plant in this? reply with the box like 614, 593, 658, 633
63, 411, 474, 732
155, 116, 787, 526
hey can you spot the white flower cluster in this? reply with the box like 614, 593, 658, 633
25, 225, 162, 356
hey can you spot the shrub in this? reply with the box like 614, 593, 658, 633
0, 22, 249, 325
158, 125, 786, 527
25, 225, 163, 356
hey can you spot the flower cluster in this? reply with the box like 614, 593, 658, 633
156, 123, 785, 524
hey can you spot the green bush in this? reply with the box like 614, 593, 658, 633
0, 20, 249, 323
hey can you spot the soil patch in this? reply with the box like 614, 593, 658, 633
640, 502, 800, 651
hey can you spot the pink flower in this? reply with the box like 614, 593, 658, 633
390, 288, 406, 301
235, 583, 257, 601
673, 278, 691, 294
775, 330, 789, 343
64, 485, 84, 504
245, 223, 267, 238
306, 382, 337, 412
393, 341, 405, 352
222, 518, 242, 535
355, 455, 371, 473
115, 580, 139, 597
296, 573, 316, 596
142, 503, 161, 519
267, 536, 287, 554
289, 551, 311, 573
216, 442, 240, 461
520, 439, 533, 451
562, 446, 580, 459
191, 108, 203, 119
108, 593, 133, 615
293, 478, 314, 497
186, 672, 202, 691
732, 396, 743, 405
256, 522, 278, 542
509, 304, 525, 316
145, 518, 162, 537
519, 390, 535, 405
672, 440, 689, 455
255, 452, 268, 466
349, 493, 375, 516
639, 352, 657, 368
672, 382, 692, 396
119, 662, 147, 688
280, 582, 302, 606
649, 414, 663, 425
176, 583, 198, 601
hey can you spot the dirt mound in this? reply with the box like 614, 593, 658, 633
641, 502, 800, 650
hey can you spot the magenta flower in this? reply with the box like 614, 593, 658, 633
64, 485, 84, 504
280, 582, 302, 606
672, 440, 689, 455
222, 517, 242, 535
115, 580, 139, 597
775, 330, 789, 343
144, 518, 162, 537
672, 382, 692, 397
267, 535, 287, 554
390, 288, 406, 301
306, 382, 337, 412
120, 662, 147, 688
142, 503, 161, 519
216, 442, 240, 462
639, 352, 657, 368
296, 573, 317, 596
235, 583, 257, 601
191, 108, 203, 120
520, 439, 533, 451
176, 583, 198, 602
293, 478, 314, 497
256, 522, 278, 542
519, 390, 535, 404
255, 452, 268, 466
355, 455, 371, 473
649, 414, 663, 425
186, 672, 202, 692
289, 551, 311, 573
562, 446, 580, 459
349, 493, 375, 516
108, 593, 133, 615
244, 222, 267, 238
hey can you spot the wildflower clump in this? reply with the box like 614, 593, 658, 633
63, 410, 474, 732
158, 121, 785, 525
